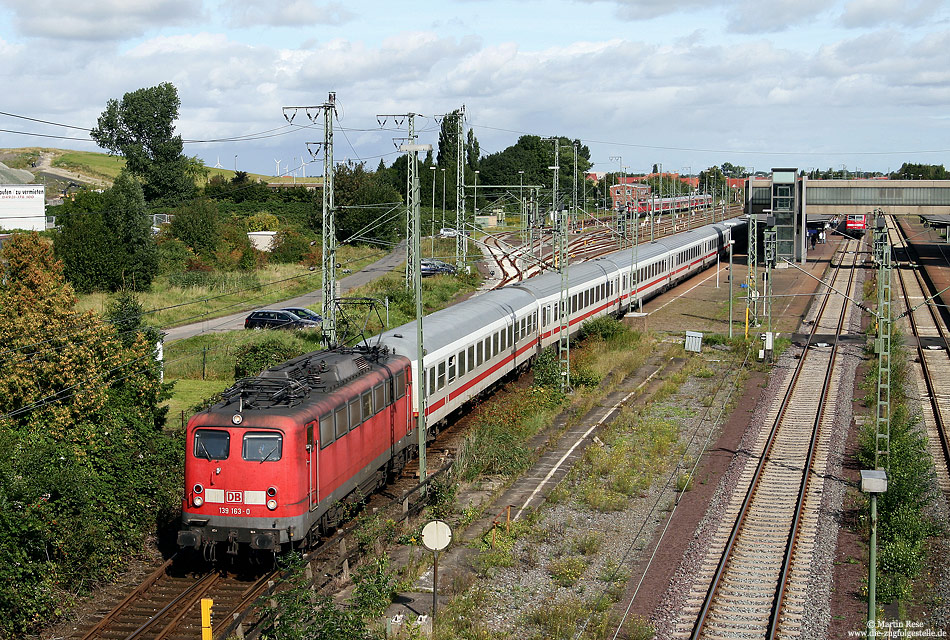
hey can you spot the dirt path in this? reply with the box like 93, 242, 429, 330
36, 151, 111, 188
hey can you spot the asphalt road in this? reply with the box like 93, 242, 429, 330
162, 242, 405, 343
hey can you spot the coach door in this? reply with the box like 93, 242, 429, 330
306, 420, 318, 509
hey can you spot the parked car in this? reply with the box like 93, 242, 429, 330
244, 309, 321, 330
420, 259, 456, 277
281, 307, 323, 323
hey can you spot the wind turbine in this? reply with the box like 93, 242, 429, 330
274, 159, 281, 177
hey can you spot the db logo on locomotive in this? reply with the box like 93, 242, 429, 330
226, 491, 243, 503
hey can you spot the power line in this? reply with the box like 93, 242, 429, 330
0, 247, 388, 364
469, 122, 950, 157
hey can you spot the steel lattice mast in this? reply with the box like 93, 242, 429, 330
456, 107, 466, 272
322, 93, 336, 346
283, 93, 337, 346
873, 210, 891, 470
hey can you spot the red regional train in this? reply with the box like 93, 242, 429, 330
178, 347, 412, 556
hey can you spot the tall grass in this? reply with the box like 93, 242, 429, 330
75, 245, 381, 328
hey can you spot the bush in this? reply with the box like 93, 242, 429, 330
169, 198, 220, 258
234, 337, 305, 378
547, 556, 587, 587
271, 228, 313, 264
351, 555, 396, 618
245, 211, 280, 232
578, 316, 625, 342
156, 237, 192, 274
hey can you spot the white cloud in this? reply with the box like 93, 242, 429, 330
725, 0, 833, 34
576, 0, 710, 21
839, 0, 944, 28
0, 0, 201, 40
224, 0, 354, 28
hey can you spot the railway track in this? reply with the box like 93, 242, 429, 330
478, 206, 738, 287
887, 217, 950, 497
70, 456, 452, 640
674, 239, 860, 639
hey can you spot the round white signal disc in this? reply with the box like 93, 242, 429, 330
421, 520, 452, 551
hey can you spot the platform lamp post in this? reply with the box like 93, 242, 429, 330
609, 156, 623, 244
861, 469, 887, 638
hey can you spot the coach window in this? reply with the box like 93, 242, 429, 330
477, 341, 483, 366
319, 414, 333, 449
373, 384, 384, 415
437, 361, 446, 389
428, 367, 436, 396
348, 399, 361, 430
194, 429, 229, 460
493, 332, 499, 355
361, 391, 373, 421
448, 356, 456, 383
541, 307, 548, 327
395, 370, 406, 399
244, 432, 282, 462
468, 345, 475, 371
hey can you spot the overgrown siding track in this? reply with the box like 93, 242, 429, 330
674, 239, 860, 639
888, 217, 950, 497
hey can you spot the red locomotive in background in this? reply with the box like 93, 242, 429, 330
178, 346, 412, 557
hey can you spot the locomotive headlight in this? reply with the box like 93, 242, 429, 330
267, 486, 277, 497
193, 483, 203, 494
266, 499, 278, 510
193, 495, 204, 507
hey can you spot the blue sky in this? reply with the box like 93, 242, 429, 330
1, 0, 948, 177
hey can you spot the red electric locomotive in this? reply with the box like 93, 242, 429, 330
178, 345, 412, 557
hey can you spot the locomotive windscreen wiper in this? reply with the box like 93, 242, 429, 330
260, 445, 279, 463
197, 439, 213, 460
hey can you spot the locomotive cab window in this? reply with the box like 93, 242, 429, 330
395, 370, 406, 399
320, 414, 333, 449
374, 384, 384, 414
243, 432, 282, 462
194, 429, 229, 460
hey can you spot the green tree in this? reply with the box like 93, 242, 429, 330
466, 127, 480, 170
169, 198, 220, 259
720, 162, 747, 178
91, 82, 195, 202
333, 161, 402, 243
54, 170, 157, 292
891, 163, 948, 180
0, 234, 177, 638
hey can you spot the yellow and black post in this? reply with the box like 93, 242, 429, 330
201, 598, 213, 640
